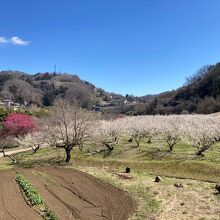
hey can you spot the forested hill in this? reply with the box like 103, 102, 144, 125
0, 71, 124, 108
142, 62, 220, 115
110, 62, 220, 115
1, 62, 220, 115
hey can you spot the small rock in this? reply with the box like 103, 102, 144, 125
174, 183, 183, 188
154, 176, 162, 182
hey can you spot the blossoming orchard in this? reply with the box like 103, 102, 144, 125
2, 103, 220, 163
38, 100, 220, 161
91, 114, 220, 157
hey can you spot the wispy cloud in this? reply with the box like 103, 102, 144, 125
0, 36, 30, 46
10, 36, 30, 45
0, 37, 7, 44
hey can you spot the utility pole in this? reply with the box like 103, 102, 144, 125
54, 65, 57, 74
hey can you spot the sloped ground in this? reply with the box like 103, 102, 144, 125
0, 170, 41, 220
0, 166, 136, 220
75, 165, 220, 220
145, 176, 220, 220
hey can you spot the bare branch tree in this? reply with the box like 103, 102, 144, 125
42, 100, 96, 162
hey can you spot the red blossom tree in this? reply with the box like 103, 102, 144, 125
2, 112, 37, 137
0, 113, 37, 163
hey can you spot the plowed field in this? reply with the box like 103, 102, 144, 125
0, 166, 136, 220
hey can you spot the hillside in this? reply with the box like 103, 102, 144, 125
1, 62, 220, 115
147, 63, 220, 114
121, 62, 220, 115
0, 71, 125, 109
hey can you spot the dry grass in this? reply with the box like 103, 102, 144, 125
1, 144, 220, 219
72, 164, 220, 220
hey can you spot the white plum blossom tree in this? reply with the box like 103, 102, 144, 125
124, 116, 156, 147
92, 118, 124, 155
15, 132, 44, 153
154, 116, 184, 152
183, 115, 220, 156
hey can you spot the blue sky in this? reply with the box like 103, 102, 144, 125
0, 0, 220, 96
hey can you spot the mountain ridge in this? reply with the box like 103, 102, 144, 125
1, 62, 220, 115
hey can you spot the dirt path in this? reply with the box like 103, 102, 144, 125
0, 166, 135, 220
0, 147, 34, 158
0, 145, 48, 158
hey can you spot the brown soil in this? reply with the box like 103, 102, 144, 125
0, 166, 136, 220
0, 170, 41, 220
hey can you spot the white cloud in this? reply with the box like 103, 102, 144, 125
10, 36, 30, 46
0, 36, 30, 46
0, 36, 8, 44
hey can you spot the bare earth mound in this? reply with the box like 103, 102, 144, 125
0, 166, 136, 220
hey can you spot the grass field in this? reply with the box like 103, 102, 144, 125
1, 140, 220, 219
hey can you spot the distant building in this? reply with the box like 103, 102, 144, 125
2, 99, 14, 107
92, 106, 102, 112
0, 99, 22, 111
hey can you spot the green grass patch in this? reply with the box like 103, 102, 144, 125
73, 157, 220, 183
14, 147, 64, 168
0, 155, 15, 170
1, 137, 219, 183
6, 143, 220, 183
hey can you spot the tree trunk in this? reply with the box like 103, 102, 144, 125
168, 145, 173, 152
31, 144, 40, 154
196, 149, 205, 157
7, 155, 17, 164
65, 148, 71, 162
135, 139, 140, 148
104, 143, 114, 157
2, 147, 6, 157
196, 146, 209, 156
